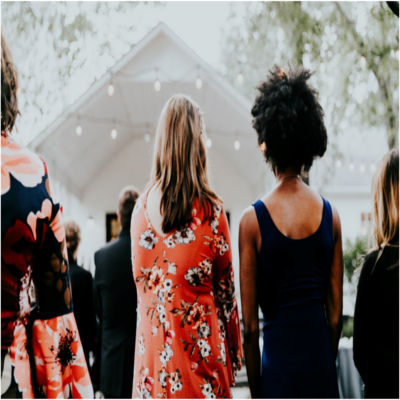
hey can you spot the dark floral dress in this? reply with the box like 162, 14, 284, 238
131, 190, 242, 399
1, 135, 93, 398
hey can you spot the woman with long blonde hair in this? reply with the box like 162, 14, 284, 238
353, 148, 399, 398
130, 94, 242, 398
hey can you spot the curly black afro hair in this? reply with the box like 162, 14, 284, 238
251, 66, 327, 173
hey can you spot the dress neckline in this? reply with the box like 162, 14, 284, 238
259, 197, 326, 241
143, 186, 175, 239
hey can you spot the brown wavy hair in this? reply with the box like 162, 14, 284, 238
1, 35, 20, 135
151, 94, 218, 233
372, 148, 399, 248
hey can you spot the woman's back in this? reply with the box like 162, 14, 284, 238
131, 189, 242, 398
252, 182, 339, 398
256, 182, 333, 317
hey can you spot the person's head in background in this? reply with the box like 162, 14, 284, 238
1, 34, 20, 137
151, 94, 218, 233
65, 219, 81, 264
118, 186, 139, 231
251, 66, 327, 177
372, 148, 399, 248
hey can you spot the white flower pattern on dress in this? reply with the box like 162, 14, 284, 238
139, 229, 158, 250
132, 197, 242, 398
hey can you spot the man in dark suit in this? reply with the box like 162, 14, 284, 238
93, 186, 139, 398
65, 219, 96, 373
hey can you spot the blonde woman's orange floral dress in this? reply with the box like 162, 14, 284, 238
131, 191, 242, 399
1, 135, 93, 398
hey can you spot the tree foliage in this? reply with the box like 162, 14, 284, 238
1, 2, 160, 143
343, 235, 369, 282
222, 2, 399, 150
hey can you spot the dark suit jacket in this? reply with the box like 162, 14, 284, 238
69, 262, 96, 368
93, 228, 137, 398
353, 239, 399, 399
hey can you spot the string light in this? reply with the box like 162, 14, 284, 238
234, 139, 241, 151
110, 128, 118, 140
144, 133, 151, 143
237, 72, 244, 85
349, 162, 355, 171
205, 138, 212, 149
107, 81, 114, 96
75, 124, 82, 136
195, 76, 202, 90
359, 164, 366, 173
335, 160, 342, 168
154, 68, 161, 92
154, 79, 161, 92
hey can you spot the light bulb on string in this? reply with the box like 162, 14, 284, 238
234, 138, 241, 151
205, 137, 212, 149
359, 164, 365, 173
349, 162, 355, 172
237, 72, 244, 85
107, 81, 114, 96
195, 76, 202, 90
75, 124, 82, 136
154, 79, 161, 92
144, 133, 151, 143
335, 159, 342, 168
110, 128, 118, 140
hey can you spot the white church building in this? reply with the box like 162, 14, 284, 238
31, 23, 386, 315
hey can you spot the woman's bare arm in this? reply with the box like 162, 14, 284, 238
239, 207, 261, 398
326, 205, 344, 358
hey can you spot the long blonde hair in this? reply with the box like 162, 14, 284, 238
151, 94, 218, 233
372, 148, 399, 248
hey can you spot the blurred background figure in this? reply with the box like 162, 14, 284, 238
64, 219, 96, 377
1, 35, 93, 398
353, 148, 399, 399
93, 186, 139, 399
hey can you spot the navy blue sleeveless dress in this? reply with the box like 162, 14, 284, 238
253, 198, 339, 398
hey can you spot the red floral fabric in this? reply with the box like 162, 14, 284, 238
1, 135, 93, 398
131, 191, 242, 399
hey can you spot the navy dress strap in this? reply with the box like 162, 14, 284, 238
321, 197, 334, 247
252, 200, 270, 249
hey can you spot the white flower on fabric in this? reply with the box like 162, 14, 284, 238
218, 343, 226, 363
156, 304, 165, 314
163, 279, 172, 291
201, 383, 215, 399
163, 237, 175, 248
200, 343, 211, 358
139, 229, 158, 250
139, 336, 145, 355
210, 218, 219, 234
160, 345, 173, 367
152, 326, 158, 336
197, 339, 207, 349
185, 267, 203, 286
197, 322, 211, 338
157, 289, 166, 304
219, 243, 229, 256
218, 318, 225, 340
158, 369, 168, 388
174, 382, 182, 392
199, 258, 212, 276
167, 262, 177, 275
174, 227, 195, 245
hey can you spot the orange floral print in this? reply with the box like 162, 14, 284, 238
1, 136, 44, 195
131, 191, 242, 399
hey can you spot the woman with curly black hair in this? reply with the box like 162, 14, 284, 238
239, 66, 342, 398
